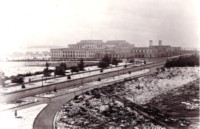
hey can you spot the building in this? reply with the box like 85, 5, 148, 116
131, 40, 181, 58
50, 40, 182, 60
51, 40, 135, 60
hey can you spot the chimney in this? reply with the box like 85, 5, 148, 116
149, 40, 153, 47
159, 40, 162, 46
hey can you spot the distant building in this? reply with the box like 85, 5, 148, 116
50, 40, 182, 60
131, 40, 181, 58
51, 40, 134, 60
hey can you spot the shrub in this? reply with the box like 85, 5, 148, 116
100, 69, 103, 73
25, 72, 32, 76
78, 58, 84, 71
54, 87, 57, 92
71, 66, 79, 73
59, 63, 67, 70
97, 78, 101, 81
34, 71, 43, 75
129, 58, 135, 63
165, 54, 199, 67
54, 66, 65, 76
74, 95, 79, 100
124, 65, 127, 68
111, 58, 119, 66
43, 68, 51, 77
21, 83, 25, 88
85, 91, 91, 95
98, 54, 111, 68
91, 89, 101, 99
11, 75, 24, 84
67, 75, 71, 79
128, 71, 131, 74
98, 61, 109, 69
118, 60, 123, 63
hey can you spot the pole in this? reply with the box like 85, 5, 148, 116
42, 76, 43, 87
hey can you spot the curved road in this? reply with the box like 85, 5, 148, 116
33, 66, 162, 129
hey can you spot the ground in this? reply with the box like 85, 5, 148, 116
0, 104, 47, 129
148, 79, 199, 129
55, 67, 199, 129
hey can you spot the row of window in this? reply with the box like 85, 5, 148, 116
52, 50, 104, 54
132, 49, 153, 53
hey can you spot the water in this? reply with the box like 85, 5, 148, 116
0, 61, 53, 77
0, 60, 98, 77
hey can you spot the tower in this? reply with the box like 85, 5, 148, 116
159, 40, 162, 46
149, 40, 153, 47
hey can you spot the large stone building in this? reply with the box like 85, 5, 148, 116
50, 40, 181, 60
51, 40, 135, 60
131, 40, 181, 58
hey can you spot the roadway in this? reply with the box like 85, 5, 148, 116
33, 66, 163, 129
0, 60, 165, 103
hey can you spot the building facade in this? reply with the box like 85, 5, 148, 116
51, 40, 182, 60
51, 40, 134, 60
130, 40, 181, 58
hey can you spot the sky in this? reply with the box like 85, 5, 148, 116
0, 0, 199, 56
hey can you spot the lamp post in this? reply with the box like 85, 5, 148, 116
42, 76, 43, 87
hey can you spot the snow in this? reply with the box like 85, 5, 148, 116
181, 101, 200, 110
55, 66, 198, 129
0, 97, 38, 111
125, 67, 200, 105
99, 105, 109, 112
0, 104, 47, 129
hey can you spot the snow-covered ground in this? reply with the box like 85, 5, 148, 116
124, 67, 200, 105
0, 104, 47, 129
55, 66, 199, 129
0, 97, 38, 111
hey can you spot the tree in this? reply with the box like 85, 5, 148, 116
129, 58, 135, 63
43, 62, 51, 77
144, 60, 146, 64
45, 62, 49, 68
71, 66, 79, 73
111, 58, 119, 66
11, 75, 24, 84
54, 66, 65, 76
102, 54, 111, 65
165, 54, 199, 67
78, 58, 84, 71
43, 68, 51, 77
59, 63, 67, 70
98, 54, 111, 68
98, 61, 108, 69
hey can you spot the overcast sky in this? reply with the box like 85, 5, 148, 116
0, 0, 199, 54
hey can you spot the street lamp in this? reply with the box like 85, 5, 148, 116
42, 76, 43, 87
